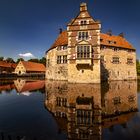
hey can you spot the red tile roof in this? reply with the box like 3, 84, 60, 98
21, 61, 46, 72
47, 31, 68, 52
0, 61, 17, 68
100, 33, 135, 50
46, 31, 135, 52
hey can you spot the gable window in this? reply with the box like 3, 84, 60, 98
78, 31, 88, 40
112, 57, 120, 64
77, 46, 90, 59
81, 20, 87, 26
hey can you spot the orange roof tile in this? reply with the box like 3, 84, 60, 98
47, 31, 135, 52
100, 33, 135, 50
0, 61, 17, 68
21, 61, 46, 72
20, 81, 45, 93
47, 31, 68, 52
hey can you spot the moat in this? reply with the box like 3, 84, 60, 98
0, 79, 140, 140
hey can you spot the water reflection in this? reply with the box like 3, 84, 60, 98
14, 79, 45, 95
45, 80, 138, 140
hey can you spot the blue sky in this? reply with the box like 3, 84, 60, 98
0, 0, 140, 60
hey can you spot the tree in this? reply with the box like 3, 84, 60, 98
5, 57, 15, 63
0, 57, 4, 61
39, 57, 46, 66
136, 59, 140, 76
16, 58, 24, 63
28, 58, 39, 63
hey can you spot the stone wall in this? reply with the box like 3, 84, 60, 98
46, 48, 68, 80
101, 47, 137, 81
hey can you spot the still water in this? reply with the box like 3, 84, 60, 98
0, 79, 139, 140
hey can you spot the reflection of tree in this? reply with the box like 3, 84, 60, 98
138, 80, 140, 93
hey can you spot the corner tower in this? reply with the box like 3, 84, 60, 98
67, 3, 101, 83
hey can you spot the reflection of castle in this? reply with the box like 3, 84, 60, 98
14, 79, 45, 94
45, 80, 138, 140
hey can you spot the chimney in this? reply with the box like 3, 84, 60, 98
118, 32, 124, 38
106, 29, 112, 36
59, 28, 62, 34
80, 2, 87, 12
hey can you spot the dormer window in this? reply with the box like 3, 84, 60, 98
78, 31, 88, 40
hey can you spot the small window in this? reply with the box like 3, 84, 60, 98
128, 95, 135, 102
81, 20, 87, 26
63, 46, 67, 50
113, 47, 119, 51
112, 57, 120, 64
101, 46, 106, 50
127, 58, 133, 64
113, 97, 121, 105
57, 56, 61, 64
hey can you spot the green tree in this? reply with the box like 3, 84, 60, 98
0, 57, 4, 61
28, 58, 39, 63
16, 58, 24, 63
136, 59, 140, 76
39, 57, 46, 66
5, 57, 15, 63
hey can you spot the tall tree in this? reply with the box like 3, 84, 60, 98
136, 59, 140, 76
28, 58, 39, 63
0, 57, 4, 61
5, 57, 15, 63
16, 58, 24, 63
39, 57, 46, 66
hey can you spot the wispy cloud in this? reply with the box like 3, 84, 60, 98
18, 52, 34, 58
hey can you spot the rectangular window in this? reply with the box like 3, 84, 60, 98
127, 58, 133, 64
57, 56, 61, 64
77, 46, 90, 59
63, 55, 67, 64
57, 55, 67, 64
63, 46, 67, 50
78, 31, 88, 40
112, 57, 120, 64
113, 97, 121, 105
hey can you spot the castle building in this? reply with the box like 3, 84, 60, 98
45, 3, 137, 83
